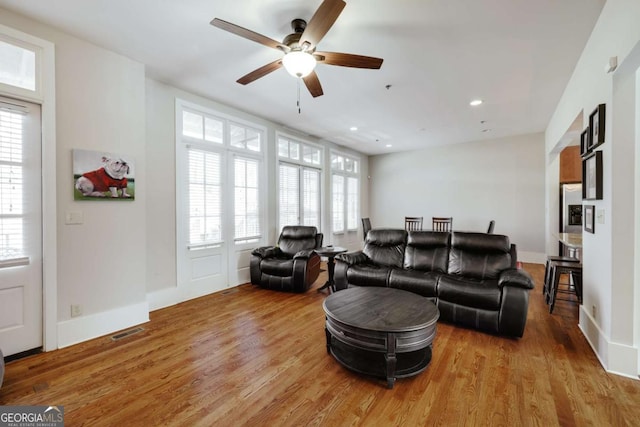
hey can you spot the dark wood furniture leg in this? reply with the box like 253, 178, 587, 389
385, 332, 397, 389
317, 255, 337, 292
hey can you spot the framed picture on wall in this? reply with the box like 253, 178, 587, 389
588, 103, 606, 150
584, 205, 595, 233
582, 150, 603, 200
580, 127, 591, 157
73, 149, 135, 200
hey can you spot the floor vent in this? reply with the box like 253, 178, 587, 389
111, 327, 144, 341
221, 288, 239, 295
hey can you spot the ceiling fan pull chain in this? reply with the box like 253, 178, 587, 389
297, 78, 302, 114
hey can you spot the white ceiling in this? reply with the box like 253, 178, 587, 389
0, 0, 605, 155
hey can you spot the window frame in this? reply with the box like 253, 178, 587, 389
275, 133, 324, 232
330, 150, 361, 234
176, 100, 266, 252
0, 34, 42, 101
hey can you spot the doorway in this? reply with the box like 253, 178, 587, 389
0, 96, 43, 356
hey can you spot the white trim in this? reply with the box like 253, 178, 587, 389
579, 305, 639, 380
57, 301, 149, 349
0, 24, 57, 353
518, 251, 547, 264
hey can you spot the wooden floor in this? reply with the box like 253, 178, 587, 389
1, 264, 639, 426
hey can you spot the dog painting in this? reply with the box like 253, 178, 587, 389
73, 149, 135, 200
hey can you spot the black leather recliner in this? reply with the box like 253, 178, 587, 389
250, 226, 323, 292
334, 229, 534, 337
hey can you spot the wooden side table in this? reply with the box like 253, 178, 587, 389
314, 246, 347, 293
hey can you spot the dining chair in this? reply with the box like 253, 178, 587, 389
432, 217, 452, 232
404, 216, 423, 231
487, 220, 495, 234
361, 217, 372, 240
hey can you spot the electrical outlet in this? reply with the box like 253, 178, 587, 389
592, 304, 597, 318
71, 304, 82, 318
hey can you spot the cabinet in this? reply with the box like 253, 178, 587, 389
560, 145, 582, 183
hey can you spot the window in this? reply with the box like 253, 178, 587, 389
178, 106, 264, 249
0, 39, 36, 92
277, 135, 322, 231
187, 149, 222, 247
279, 163, 299, 228
278, 136, 321, 165
234, 157, 260, 242
331, 175, 345, 233
331, 153, 360, 233
0, 107, 25, 261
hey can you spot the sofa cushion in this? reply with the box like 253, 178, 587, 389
260, 258, 294, 277
404, 231, 450, 272
437, 300, 499, 333
438, 274, 501, 310
346, 264, 391, 287
448, 232, 511, 279
389, 268, 440, 297
363, 229, 407, 268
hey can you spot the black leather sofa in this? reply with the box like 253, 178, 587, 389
334, 229, 534, 337
250, 226, 323, 292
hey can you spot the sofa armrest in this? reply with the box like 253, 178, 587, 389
294, 249, 315, 259
251, 246, 281, 259
498, 268, 534, 290
335, 251, 369, 266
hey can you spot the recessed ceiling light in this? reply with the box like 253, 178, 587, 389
385, 144, 392, 147
350, 126, 358, 131
481, 129, 491, 133
470, 99, 483, 106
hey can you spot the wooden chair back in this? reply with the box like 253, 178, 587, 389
404, 216, 423, 231
432, 217, 453, 232
487, 220, 495, 234
361, 218, 372, 240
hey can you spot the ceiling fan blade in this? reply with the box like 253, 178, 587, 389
211, 18, 288, 52
303, 71, 324, 98
237, 59, 283, 85
299, 0, 346, 49
314, 51, 383, 69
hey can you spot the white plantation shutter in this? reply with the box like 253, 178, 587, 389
332, 174, 345, 233
302, 168, 320, 228
279, 163, 299, 228
234, 157, 260, 241
0, 108, 25, 263
188, 148, 222, 247
347, 176, 358, 230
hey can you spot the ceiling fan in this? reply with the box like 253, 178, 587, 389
210, 0, 383, 98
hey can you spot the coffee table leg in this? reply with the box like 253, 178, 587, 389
385, 333, 397, 389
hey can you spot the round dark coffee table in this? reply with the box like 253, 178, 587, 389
323, 287, 439, 388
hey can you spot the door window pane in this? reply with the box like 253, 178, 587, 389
332, 175, 345, 232
279, 164, 299, 228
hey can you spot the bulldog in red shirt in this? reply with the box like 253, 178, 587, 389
75, 157, 132, 198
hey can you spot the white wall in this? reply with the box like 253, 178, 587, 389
0, 8, 149, 348
545, 0, 640, 378
369, 133, 546, 262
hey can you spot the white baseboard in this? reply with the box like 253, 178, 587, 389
518, 251, 546, 264
57, 301, 149, 349
147, 284, 241, 312
579, 305, 639, 380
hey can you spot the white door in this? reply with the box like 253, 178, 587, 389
0, 96, 42, 356
177, 147, 229, 299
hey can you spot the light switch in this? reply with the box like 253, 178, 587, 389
65, 211, 83, 225
596, 209, 605, 224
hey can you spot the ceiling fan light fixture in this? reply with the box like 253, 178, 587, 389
282, 51, 317, 78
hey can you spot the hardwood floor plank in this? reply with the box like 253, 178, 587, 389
1, 263, 639, 426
